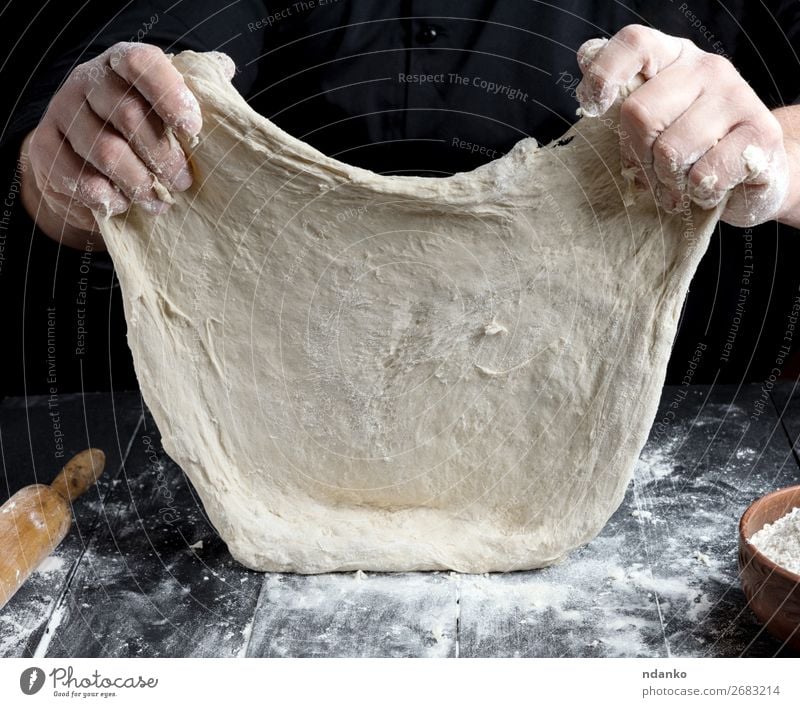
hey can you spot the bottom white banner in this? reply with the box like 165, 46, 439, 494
0, 657, 798, 706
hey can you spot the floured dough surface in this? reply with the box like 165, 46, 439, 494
99, 51, 721, 573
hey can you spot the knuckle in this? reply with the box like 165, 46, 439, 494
123, 44, 162, 75
106, 42, 132, 70
652, 138, 682, 172
74, 174, 128, 215
76, 174, 108, 204
688, 164, 717, 194
577, 37, 607, 70
619, 95, 654, 132
46, 90, 72, 122
92, 137, 125, 174
82, 174, 107, 194
64, 69, 87, 89
27, 126, 50, 156
725, 80, 754, 107
615, 24, 650, 48
116, 99, 146, 136
68, 55, 107, 87
688, 166, 704, 188
109, 40, 135, 53
697, 52, 732, 75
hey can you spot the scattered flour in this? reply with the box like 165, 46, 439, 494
34, 555, 66, 574
635, 446, 675, 484
749, 507, 800, 575
261, 573, 455, 658
0, 606, 39, 656
32, 596, 70, 658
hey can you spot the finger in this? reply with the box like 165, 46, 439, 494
60, 101, 169, 211
31, 126, 130, 216
577, 25, 685, 116
653, 84, 759, 200
688, 121, 788, 225
85, 72, 192, 191
688, 119, 784, 204
106, 43, 202, 137
40, 188, 101, 233
617, 69, 704, 195
651, 96, 732, 193
619, 63, 704, 172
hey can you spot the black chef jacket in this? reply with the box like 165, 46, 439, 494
2, 0, 800, 395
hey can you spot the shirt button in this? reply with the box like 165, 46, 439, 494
416, 24, 440, 44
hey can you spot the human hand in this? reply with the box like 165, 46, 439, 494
21, 43, 235, 245
575, 25, 788, 227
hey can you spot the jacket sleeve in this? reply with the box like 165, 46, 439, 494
736, 0, 800, 108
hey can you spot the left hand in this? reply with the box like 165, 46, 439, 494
575, 25, 789, 227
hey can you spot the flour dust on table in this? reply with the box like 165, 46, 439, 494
97, 51, 723, 573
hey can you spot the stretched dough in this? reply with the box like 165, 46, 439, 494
99, 51, 721, 573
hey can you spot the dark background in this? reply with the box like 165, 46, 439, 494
0, 1, 134, 396
2, 0, 800, 397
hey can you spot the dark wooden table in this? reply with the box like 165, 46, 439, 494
1, 384, 799, 658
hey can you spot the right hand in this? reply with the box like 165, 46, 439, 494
21, 43, 232, 245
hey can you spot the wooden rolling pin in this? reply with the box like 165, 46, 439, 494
0, 449, 105, 609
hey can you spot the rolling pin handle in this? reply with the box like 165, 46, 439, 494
49, 448, 106, 502
0, 448, 106, 611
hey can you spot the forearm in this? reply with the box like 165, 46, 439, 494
773, 106, 800, 229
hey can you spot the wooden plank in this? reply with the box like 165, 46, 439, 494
0, 392, 142, 658
457, 384, 800, 657
39, 414, 263, 657
246, 572, 458, 657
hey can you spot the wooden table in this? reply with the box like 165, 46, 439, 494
1, 384, 799, 658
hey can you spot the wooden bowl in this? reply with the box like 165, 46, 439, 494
738, 485, 800, 651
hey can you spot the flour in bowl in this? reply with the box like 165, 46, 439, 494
749, 507, 800, 575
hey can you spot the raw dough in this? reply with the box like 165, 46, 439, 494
99, 51, 722, 573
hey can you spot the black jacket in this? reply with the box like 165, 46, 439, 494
2, 0, 800, 393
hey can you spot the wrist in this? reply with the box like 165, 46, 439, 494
771, 108, 800, 227
775, 138, 800, 225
